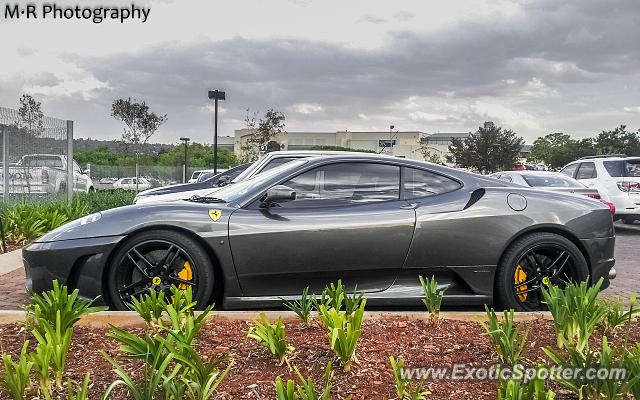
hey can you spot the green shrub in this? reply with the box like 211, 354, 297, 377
128, 289, 167, 331
294, 362, 332, 400
601, 294, 639, 335
247, 312, 293, 363
541, 278, 607, 352
390, 356, 430, 400
0, 342, 33, 400
170, 344, 231, 400
75, 189, 135, 214
282, 287, 313, 326
323, 280, 346, 311
481, 306, 530, 366
275, 377, 298, 400
419, 275, 445, 326
623, 343, 640, 398
3, 204, 47, 244
497, 376, 555, 400
317, 300, 366, 372
29, 342, 52, 393
67, 373, 91, 400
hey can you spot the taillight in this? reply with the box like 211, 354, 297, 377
41, 169, 49, 184
587, 194, 601, 200
617, 181, 640, 192
601, 200, 615, 215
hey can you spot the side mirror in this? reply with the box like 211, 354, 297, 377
216, 175, 231, 187
260, 185, 296, 208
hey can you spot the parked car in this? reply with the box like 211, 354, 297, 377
133, 163, 252, 204
560, 155, 640, 223
0, 154, 94, 195
490, 171, 615, 214
189, 169, 227, 183
24, 153, 615, 312
511, 164, 535, 171
134, 150, 379, 204
113, 177, 151, 191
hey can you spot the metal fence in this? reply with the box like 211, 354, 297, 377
90, 165, 199, 190
0, 107, 74, 201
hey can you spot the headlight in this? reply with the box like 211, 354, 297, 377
78, 212, 101, 225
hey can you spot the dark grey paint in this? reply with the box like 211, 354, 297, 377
23, 154, 616, 309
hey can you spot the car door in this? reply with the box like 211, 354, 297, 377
72, 161, 84, 192
228, 161, 416, 296
575, 162, 598, 188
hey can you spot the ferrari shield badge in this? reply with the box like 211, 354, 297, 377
209, 209, 222, 221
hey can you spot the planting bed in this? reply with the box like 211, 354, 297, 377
1, 315, 639, 400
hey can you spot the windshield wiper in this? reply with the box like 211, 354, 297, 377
185, 195, 226, 203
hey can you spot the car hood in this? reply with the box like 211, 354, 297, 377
35, 201, 238, 242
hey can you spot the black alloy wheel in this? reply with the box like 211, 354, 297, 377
108, 230, 215, 310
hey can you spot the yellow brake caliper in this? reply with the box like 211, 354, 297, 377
178, 261, 193, 290
514, 264, 528, 301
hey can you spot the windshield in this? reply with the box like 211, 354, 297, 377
522, 174, 584, 188
204, 159, 308, 203
604, 159, 640, 177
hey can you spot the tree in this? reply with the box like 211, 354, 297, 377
111, 98, 167, 151
17, 94, 44, 136
240, 108, 286, 162
528, 132, 595, 169
156, 143, 238, 169
447, 122, 524, 173
594, 125, 640, 156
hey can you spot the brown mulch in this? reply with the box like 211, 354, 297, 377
0, 317, 639, 400
1, 241, 22, 254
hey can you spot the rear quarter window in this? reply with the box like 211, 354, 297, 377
403, 167, 461, 199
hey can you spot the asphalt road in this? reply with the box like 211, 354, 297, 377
0, 224, 637, 310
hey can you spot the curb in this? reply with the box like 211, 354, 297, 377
0, 248, 23, 276
0, 310, 553, 328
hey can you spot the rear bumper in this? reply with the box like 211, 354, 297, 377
23, 235, 125, 306
580, 236, 616, 290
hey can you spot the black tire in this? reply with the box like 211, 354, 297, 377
495, 232, 588, 311
107, 229, 215, 311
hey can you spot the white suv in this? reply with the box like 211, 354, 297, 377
560, 156, 640, 223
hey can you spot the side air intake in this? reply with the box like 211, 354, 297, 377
463, 188, 485, 210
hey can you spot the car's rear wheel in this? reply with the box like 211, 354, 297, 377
107, 230, 215, 310
495, 232, 588, 311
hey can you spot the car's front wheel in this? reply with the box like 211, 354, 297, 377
495, 232, 588, 311
107, 230, 215, 310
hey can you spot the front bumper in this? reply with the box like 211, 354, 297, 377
23, 235, 125, 306
580, 236, 616, 290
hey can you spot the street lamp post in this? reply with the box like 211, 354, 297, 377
208, 90, 226, 174
180, 137, 190, 183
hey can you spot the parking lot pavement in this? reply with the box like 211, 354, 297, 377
0, 228, 637, 311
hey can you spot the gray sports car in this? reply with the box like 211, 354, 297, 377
23, 153, 616, 311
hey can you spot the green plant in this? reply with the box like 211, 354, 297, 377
29, 341, 52, 393
102, 350, 179, 400
317, 299, 366, 372
128, 289, 167, 331
541, 278, 607, 352
601, 294, 639, 335
543, 336, 637, 399
4, 204, 47, 244
247, 312, 293, 363
481, 305, 530, 366
170, 343, 231, 400
323, 280, 346, 311
282, 287, 313, 326
419, 275, 445, 326
106, 325, 170, 361
0, 342, 33, 400
294, 362, 332, 400
497, 377, 555, 400
389, 356, 430, 400
25, 280, 107, 336
67, 373, 91, 400
275, 376, 298, 400
31, 314, 73, 389
164, 286, 215, 351
623, 343, 640, 398
344, 285, 365, 316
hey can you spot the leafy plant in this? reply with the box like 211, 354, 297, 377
128, 289, 167, 330
294, 362, 332, 400
102, 350, 179, 400
541, 278, 607, 352
344, 285, 365, 316
389, 356, 430, 400
323, 280, 346, 311
275, 376, 298, 400
419, 275, 445, 326
601, 294, 639, 335
29, 341, 52, 393
497, 377, 555, 400
317, 300, 366, 372
0, 342, 33, 400
481, 305, 530, 366
543, 336, 637, 399
623, 343, 640, 399
164, 286, 215, 352
67, 373, 91, 400
170, 343, 231, 400
282, 287, 313, 326
31, 314, 73, 388
247, 312, 293, 363
3, 204, 47, 244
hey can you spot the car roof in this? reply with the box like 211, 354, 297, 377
261, 150, 386, 158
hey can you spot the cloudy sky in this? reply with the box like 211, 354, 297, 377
2, 0, 640, 144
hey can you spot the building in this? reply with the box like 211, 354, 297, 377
419, 132, 472, 161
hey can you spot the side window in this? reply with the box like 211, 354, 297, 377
259, 157, 299, 174
576, 162, 597, 180
403, 167, 461, 199
73, 160, 81, 173
282, 162, 400, 207
122, 179, 131, 185
560, 163, 579, 178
